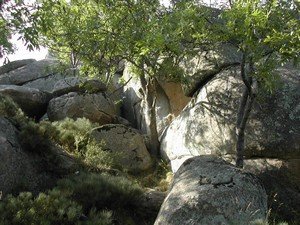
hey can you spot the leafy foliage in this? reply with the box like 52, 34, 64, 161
84, 140, 124, 171
53, 117, 97, 153
0, 0, 41, 61
53, 118, 123, 170
219, 0, 299, 91
0, 94, 25, 121
19, 120, 59, 152
56, 172, 143, 212
0, 16, 13, 59
0, 190, 113, 225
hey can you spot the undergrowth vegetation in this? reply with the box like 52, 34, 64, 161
53, 117, 96, 153
56, 172, 143, 211
0, 186, 110, 225
0, 95, 172, 225
133, 160, 173, 192
0, 94, 27, 125
0, 172, 145, 225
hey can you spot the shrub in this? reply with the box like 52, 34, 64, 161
19, 120, 59, 153
0, 94, 26, 125
53, 117, 98, 154
56, 172, 143, 212
84, 140, 123, 171
0, 190, 113, 225
54, 118, 124, 171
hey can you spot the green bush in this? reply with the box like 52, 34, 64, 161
0, 190, 113, 225
19, 120, 59, 153
18, 117, 123, 173
85, 140, 123, 171
53, 117, 98, 154
54, 118, 124, 171
0, 94, 26, 125
56, 172, 143, 212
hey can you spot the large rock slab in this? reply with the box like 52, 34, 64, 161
0, 85, 51, 119
161, 65, 300, 171
52, 76, 107, 97
0, 59, 58, 85
90, 124, 153, 172
155, 155, 268, 225
47, 92, 116, 124
0, 59, 36, 75
0, 117, 54, 196
23, 73, 66, 92
181, 43, 241, 96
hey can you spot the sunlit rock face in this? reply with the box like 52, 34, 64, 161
0, 59, 59, 85
90, 124, 153, 173
47, 92, 117, 125
51, 76, 107, 97
161, 65, 300, 172
0, 59, 36, 75
155, 155, 268, 225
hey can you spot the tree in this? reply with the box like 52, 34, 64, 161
4, 0, 298, 164
222, 0, 299, 167
173, 0, 299, 167
0, 0, 40, 61
35, 0, 195, 157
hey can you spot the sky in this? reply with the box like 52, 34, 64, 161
0, 0, 228, 66
0, 36, 48, 66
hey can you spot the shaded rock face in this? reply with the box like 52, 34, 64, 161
52, 76, 107, 97
243, 159, 300, 222
91, 124, 153, 172
47, 92, 116, 124
181, 43, 241, 96
155, 155, 268, 225
0, 59, 36, 75
122, 65, 190, 136
161, 65, 300, 172
0, 117, 55, 196
0, 59, 58, 85
0, 85, 51, 119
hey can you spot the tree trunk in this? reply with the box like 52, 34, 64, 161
140, 74, 160, 157
235, 55, 257, 168
235, 88, 255, 168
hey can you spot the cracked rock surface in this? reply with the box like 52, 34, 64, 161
0, 59, 58, 85
52, 76, 107, 97
0, 117, 55, 196
47, 92, 116, 124
23, 73, 66, 92
91, 124, 152, 172
155, 155, 267, 225
0, 59, 36, 75
0, 85, 51, 119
